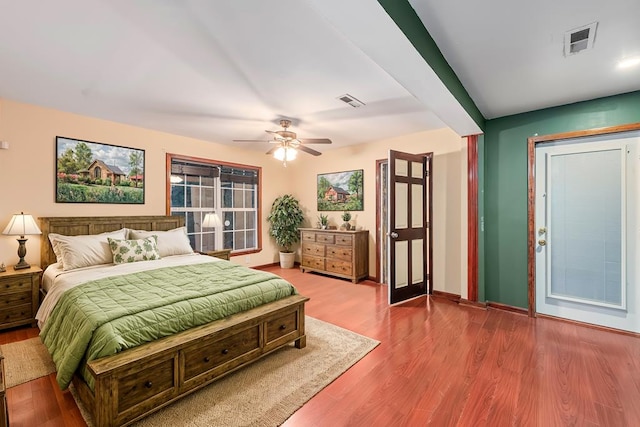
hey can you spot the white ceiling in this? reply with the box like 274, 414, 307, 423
410, 0, 640, 119
1, 0, 638, 154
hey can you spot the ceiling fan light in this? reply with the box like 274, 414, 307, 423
273, 147, 286, 161
286, 147, 297, 161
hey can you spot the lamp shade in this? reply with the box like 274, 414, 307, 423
2, 212, 42, 237
202, 212, 222, 228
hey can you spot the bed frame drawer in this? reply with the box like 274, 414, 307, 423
116, 354, 178, 418
182, 325, 260, 383
265, 310, 299, 350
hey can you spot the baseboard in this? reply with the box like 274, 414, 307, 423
253, 262, 301, 270
536, 313, 640, 337
431, 290, 461, 303
458, 299, 487, 309
486, 301, 528, 315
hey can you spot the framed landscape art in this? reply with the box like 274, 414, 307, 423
317, 169, 363, 211
55, 136, 145, 204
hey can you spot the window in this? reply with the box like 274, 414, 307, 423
167, 154, 261, 254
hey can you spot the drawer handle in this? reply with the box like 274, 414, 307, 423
204, 356, 211, 363
221, 349, 229, 355
279, 324, 287, 331
144, 381, 153, 388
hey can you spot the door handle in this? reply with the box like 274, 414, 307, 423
389, 232, 399, 239
538, 239, 547, 246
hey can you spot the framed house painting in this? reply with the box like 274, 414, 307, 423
317, 169, 363, 211
55, 136, 145, 204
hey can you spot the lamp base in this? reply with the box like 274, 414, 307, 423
14, 237, 30, 270
13, 261, 31, 270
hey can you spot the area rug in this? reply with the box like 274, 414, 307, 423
0, 337, 56, 387
3, 317, 379, 426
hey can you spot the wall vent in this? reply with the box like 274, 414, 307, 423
564, 22, 597, 56
337, 94, 365, 108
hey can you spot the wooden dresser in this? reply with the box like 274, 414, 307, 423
299, 228, 369, 283
0, 266, 41, 330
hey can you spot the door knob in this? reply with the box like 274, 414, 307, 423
389, 232, 399, 239
538, 239, 546, 246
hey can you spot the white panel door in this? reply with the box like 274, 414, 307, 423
535, 133, 640, 332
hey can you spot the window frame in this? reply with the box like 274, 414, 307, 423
166, 153, 262, 257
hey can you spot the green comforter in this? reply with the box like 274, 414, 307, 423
40, 261, 297, 390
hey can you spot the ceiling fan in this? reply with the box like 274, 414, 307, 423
233, 119, 332, 165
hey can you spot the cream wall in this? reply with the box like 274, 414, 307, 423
288, 129, 468, 296
0, 98, 289, 268
0, 98, 469, 296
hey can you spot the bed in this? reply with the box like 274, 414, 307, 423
38, 215, 308, 427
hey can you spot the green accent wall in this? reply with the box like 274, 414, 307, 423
483, 91, 640, 308
377, 0, 485, 131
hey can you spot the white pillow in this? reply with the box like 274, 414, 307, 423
49, 228, 128, 271
129, 226, 193, 257
108, 236, 161, 264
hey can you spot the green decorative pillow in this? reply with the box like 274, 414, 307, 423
107, 236, 161, 264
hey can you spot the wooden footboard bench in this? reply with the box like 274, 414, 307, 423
72, 294, 308, 427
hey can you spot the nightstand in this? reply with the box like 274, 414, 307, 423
202, 249, 232, 261
0, 266, 41, 330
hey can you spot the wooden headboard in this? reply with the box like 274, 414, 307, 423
38, 215, 185, 270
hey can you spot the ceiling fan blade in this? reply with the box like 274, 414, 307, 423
298, 138, 332, 144
265, 146, 280, 155
233, 139, 271, 143
297, 145, 322, 156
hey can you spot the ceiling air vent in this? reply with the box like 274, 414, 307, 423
337, 94, 365, 108
564, 22, 597, 56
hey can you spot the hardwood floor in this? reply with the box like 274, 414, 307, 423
3, 267, 640, 426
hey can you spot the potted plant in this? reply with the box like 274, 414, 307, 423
318, 213, 329, 229
341, 211, 352, 230
267, 194, 304, 268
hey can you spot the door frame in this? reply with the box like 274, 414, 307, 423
527, 122, 640, 317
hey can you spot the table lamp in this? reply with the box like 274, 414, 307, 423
2, 212, 42, 270
202, 212, 222, 229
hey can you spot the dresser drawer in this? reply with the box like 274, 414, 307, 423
0, 291, 31, 308
183, 325, 260, 381
302, 232, 316, 242
326, 260, 353, 276
265, 311, 298, 345
301, 255, 324, 270
117, 356, 177, 413
0, 304, 31, 324
326, 246, 352, 261
302, 243, 325, 257
0, 277, 33, 294
316, 233, 335, 244
335, 235, 353, 246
